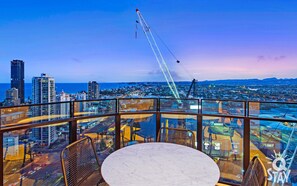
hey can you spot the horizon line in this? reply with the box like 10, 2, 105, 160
0, 77, 296, 84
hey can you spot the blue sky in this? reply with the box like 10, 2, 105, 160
0, 0, 297, 82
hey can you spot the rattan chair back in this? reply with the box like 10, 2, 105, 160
60, 136, 101, 186
157, 127, 196, 148
241, 156, 268, 186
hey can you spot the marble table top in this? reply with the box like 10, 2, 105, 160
101, 142, 220, 186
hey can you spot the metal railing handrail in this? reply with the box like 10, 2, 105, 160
1, 98, 297, 129
0, 101, 71, 110
201, 98, 247, 103
248, 100, 297, 105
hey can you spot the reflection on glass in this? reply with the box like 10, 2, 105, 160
119, 99, 157, 112
160, 99, 199, 113
249, 102, 297, 120
1, 103, 70, 127
3, 123, 69, 186
120, 114, 156, 147
74, 100, 116, 117
250, 120, 297, 185
78, 116, 115, 161
160, 114, 197, 147
202, 100, 245, 116
202, 116, 244, 184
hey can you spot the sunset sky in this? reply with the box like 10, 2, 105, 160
0, 0, 297, 83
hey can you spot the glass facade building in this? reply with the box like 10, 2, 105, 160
10, 60, 24, 104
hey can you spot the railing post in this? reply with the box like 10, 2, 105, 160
115, 114, 121, 150
243, 101, 250, 173
197, 99, 203, 151
197, 114, 203, 151
0, 132, 3, 186
116, 98, 119, 113
156, 98, 161, 141
69, 101, 77, 144
0, 108, 4, 186
245, 101, 248, 118
115, 98, 121, 150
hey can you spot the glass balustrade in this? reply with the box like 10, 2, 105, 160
1, 98, 296, 185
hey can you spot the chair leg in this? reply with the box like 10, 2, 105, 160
209, 133, 213, 155
230, 136, 237, 161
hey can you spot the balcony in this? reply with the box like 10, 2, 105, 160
1, 98, 296, 186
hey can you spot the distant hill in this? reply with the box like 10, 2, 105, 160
197, 77, 297, 86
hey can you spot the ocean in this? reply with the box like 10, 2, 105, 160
0, 83, 137, 102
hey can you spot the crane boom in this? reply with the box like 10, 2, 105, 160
186, 79, 197, 98
136, 9, 180, 100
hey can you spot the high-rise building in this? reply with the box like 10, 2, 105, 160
75, 91, 87, 112
56, 91, 71, 116
11, 60, 24, 103
88, 81, 100, 100
76, 91, 87, 101
32, 73, 56, 105
4, 88, 20, 106
31, 73, 57, 146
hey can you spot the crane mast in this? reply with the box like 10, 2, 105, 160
136, 9, 180, 100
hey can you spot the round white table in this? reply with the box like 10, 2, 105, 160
101, 142, 220, 186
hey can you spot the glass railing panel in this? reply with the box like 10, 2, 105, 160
202, 100, 245, 116
249, 102, 297, 120
202, 116, 244, 184
1, 102, 70, 127
120, 114, 156, 147
160, 113, 198, 147
74, 99, 116, 117
3, 122, 69, 186
119, 98, 157, 112
250, 119, 297, 185
159, 99, 199, 113
77, 116, 115, 161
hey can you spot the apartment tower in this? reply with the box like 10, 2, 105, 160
31, 73, 57, 146
88, 81, 100, 100
11, 60, 24, 103
4, 88, 20, 106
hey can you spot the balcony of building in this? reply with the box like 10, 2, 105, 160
0, 98, 296, 186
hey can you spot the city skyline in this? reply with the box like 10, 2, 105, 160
1, 0, 297, 83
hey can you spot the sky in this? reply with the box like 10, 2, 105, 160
0, 0, 297, 83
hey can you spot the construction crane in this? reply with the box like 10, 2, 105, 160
136, 9, 180, 100
186, 79, 197, 98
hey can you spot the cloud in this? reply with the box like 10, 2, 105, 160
71, 58, 83, 63
148, 70, 182, 80
274, 55, 286, 61
257, 55, 287, 62
257, 55, 265, 62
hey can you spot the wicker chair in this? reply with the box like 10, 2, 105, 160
157, 127, 196, 148
60, 136, 107, 186
241, 156, 268, 186
215, 156, 267, 186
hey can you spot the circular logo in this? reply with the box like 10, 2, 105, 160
272, 157, 287, 172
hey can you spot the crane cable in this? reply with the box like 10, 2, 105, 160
152, 28, 195, 81
135, 20, 138, 39
136, 9, 180, 100
144, 23, 195, 81
135, 12, 197, 97
152, 29, 179, 62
